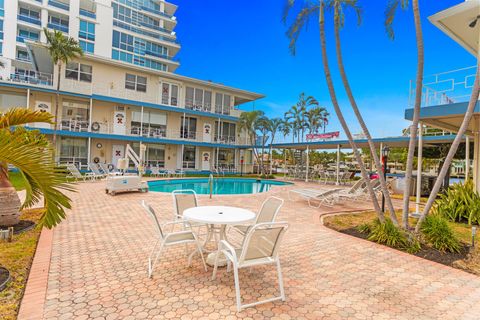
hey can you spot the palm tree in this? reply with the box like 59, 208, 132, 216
0, 108, 73, 228
238, 110, 265, 173
285, 104, 305, 143
256, 116, 272, 174
306, 106, 328, 134
44, 28, 83, 150
385, 0, 424, 228
415, 69, 480, 232
284, 0, 386, 222
267, 118, 284, 174
333, 0, 398, 224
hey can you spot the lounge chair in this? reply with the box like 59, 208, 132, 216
150, 166, 160, 177
231, 196, 284, 236
141, 201, 207, 278
212, 222, 289, 311
289, 188, 342, 208
88, 163, 107, 180
98, 163, 121, 177
66, 163, 95, 182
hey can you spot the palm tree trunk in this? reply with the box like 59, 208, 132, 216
319, 3, 385, 222
333, 7, 398, 225
52, 62, 62, 158
0, 163, 21, 226
402, 0, 424, 229
415, 67, 480, 232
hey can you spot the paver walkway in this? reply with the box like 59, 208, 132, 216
18, 180, 480, 319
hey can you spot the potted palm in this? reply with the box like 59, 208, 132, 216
0, 108, 73, 291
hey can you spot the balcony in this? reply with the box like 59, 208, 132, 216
79, 8, 96, 19
113, 20, 179, 45
48, 22, 69, 33
409, 66, 476, 108
7, 72, 53, 86
48, 0, 70, 11
140, 6, 174, 20
18, 14, 42, 26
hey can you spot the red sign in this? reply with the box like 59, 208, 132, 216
306, 131, 340, 141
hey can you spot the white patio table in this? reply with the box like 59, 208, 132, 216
183, 206, 256, 266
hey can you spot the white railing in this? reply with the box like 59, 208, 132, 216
3, 72, 54, 87
409, 66, 477, 108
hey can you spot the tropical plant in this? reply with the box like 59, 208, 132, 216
266, 118, 284, 174
283, 0, 386, 222
368, 218, 420, 253
44, 28, 83, 149
238, 110, 265, 174
420, 214, 461, 253
416, 69, 480, 232
305, 106, 328, 134
385, 0, 424, 229
0, 108, 73, 228
284, 104, 305, 143
333, 0, 398, 224
256, 115, 271, 174
432, 180, 480, 225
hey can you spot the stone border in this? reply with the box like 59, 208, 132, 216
17, 228, 54, 320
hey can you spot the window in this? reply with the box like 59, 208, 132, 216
0, 20, 4, 41
59, 137, 88, 165
185, 87, 212, 111
131, 110, 167, 137
161, 83, 178, 106
49, 15, 69, 27
215, 93, 231, 115
61, 101, 89, 131
19, 7, 40, 19
80, 40, 94, 54
125, 74, 147, 92
18, 29, 39, 41
79, 20, 95, 41
0, 0, 4, 17
215, 121, 236, 143
17, 50, 29, 61
180, 116, 197, 140
65, 62, 92, 82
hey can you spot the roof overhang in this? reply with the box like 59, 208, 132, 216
26, 41, 54, 74
429, 0, 480, 56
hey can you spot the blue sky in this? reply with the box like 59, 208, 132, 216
174, 0, 476, 139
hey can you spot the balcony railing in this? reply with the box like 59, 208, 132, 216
48, 0, 70, 11
79, 8, 96, 19
140, 6, 174, 20
113, 20, 179, 45
18, 15, 42, 26
409, 66, 477, 108
48, 23, 69, 33
7, 72, 53, 86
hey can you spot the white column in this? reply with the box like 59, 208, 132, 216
336, 145, 340, 185
87, 137, 91, 164
88, 98, 93, 131
466, 136, 470, 180
283, 149, 287, 180
26, 89, 30, 110
474, 132, 480, 193
305, 146, 309, 182
415, 123, 423, 215
140, 106, 144, 135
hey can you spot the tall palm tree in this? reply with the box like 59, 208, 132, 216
0, 108, 73, 227
284, 0, 386, 222
256, 116, 272, 174
385, 0, 424, 228
333, 0, 398, 224
267, 118, 284, 174
44, 29, 83, 150
306, 106, 328, 134
239, 110, 265, 173
285, 104, 305, 143
416, 68, 480, 232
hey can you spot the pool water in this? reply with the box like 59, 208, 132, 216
148, 178, 292, 195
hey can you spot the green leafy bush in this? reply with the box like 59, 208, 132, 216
420, 215, 461, 253
368, 219, 420, 253
433, 180, 480, 225
357, 223, 371, 234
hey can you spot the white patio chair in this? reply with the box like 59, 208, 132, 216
66, 163, 94, 182
289, 188, 342, 208
98, 163, 121, 177
141, 201, 207, 278
150, 166, 160, 177
212, 222, 289, 311
88, 163, 107, 180
231, 196, 284, 236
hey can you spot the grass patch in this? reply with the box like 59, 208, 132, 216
0, 209, 44, 320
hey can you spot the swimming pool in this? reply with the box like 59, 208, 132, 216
148, 178, 292, 195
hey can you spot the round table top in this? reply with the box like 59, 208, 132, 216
183, 206, 256, 225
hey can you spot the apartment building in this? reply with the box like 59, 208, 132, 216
0, 0, 264, 173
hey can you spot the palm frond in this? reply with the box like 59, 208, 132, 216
385, 0, 409, 40
44, 28, 83, 65
285, 4, 320, 55
0, 108, 54, 129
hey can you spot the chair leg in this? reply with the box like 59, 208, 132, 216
195, 240, 208, 272
276, 259, 286, 301
233, 265, 242, 312
149, 241, 165, 278
212, 250, 221, 280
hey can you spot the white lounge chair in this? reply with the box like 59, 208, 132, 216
212, 222, 289, 311
141, 201, 207, 278
88, 163, 107, 180
66, 163, 94, 182
98, 163, 121, 177
289, 188, 342, 208
231, 196, 284, 236
150, 166, 160, 177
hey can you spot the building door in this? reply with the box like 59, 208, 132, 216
113, 109, 126, 135
202, 151, 210, 171
112, 144, 125, 168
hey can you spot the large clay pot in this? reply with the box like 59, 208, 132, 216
0, 186, 21, 227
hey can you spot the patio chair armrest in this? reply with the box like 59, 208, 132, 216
162, 220, 193, 230
219, 240, 238, 264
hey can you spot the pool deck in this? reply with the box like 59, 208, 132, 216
18, 179, 480, 319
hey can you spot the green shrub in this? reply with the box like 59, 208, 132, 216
357, 223, 371, 234
433, 180, 480, 225
368, 219, 420, 253
420, 215, 461, 253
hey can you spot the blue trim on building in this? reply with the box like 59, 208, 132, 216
404, 102, 480, 120
26, 127, 255, 149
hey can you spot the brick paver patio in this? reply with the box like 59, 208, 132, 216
18, 180, 480, 319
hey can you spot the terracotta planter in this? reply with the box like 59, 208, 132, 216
0, 186, 21, 227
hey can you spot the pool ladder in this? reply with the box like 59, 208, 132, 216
208, 174, 214, 199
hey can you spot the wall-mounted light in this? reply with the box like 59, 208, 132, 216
469, 15, 480, 28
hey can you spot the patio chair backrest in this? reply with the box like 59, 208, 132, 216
172, 190, 197, 220
66, 163, 82, 178
240, 222, 288, 263
141, 200, 164, 239
89, 163, 102, 175
151, 167, 160, 175
348, 179, 365, 194
98, 163, 110, 174
256, 197, 284, 224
